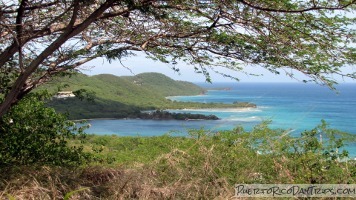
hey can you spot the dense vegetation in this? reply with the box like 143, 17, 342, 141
0, 93, 89, 166
1, 121, 355, 199
42, 73, 255, 119
138, 110, 220, 120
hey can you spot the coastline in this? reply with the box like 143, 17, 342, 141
72, 110, 220, 121
173, 107, 260, 112
78, 83, 356, 158
72, 118, 118, 122
165, 94, 205, 100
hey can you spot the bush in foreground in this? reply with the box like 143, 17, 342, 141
0, 94, 89, 166
1, 122, 354, 199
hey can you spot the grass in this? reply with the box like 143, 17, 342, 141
1, 123, 355, 199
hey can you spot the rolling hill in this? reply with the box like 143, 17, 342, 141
41, 73, 205, 119
40, 72, 255, 119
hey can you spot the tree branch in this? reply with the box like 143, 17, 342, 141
0, 0, 116, 117
237, 0, 355, 13
2, 1, 59, 14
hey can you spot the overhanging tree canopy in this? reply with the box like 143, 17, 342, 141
0, 0, 355, 117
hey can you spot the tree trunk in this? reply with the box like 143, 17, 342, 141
0, 0, 114, 118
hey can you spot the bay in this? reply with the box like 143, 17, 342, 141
86, 83, 356, 157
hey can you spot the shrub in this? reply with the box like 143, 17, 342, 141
0, 94, 90, 166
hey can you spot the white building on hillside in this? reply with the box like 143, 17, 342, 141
55, 91, 75, 99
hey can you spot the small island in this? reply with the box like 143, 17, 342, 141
136, 110, 219, 120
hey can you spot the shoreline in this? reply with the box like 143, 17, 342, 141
71, 110, 220, 121
171, 107, 260, 112
70, 105, 260, 121
72, 118, 118, 122
165, 94, 206, 100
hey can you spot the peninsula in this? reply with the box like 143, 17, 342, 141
41, 73, 256, 120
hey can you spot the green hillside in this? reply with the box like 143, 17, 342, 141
41, 72, 254, 119
41, 73, 203, 119
44, 73, 203, 103
123, 73, 205, 97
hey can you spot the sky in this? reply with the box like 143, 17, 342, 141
82, 52, 356, 84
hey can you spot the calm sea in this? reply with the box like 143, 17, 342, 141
86, 83, 356, 157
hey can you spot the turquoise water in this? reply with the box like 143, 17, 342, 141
169, 83, 356, 133
86, 83, 356, 157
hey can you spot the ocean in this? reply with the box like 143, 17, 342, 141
85, 82, 356, 157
